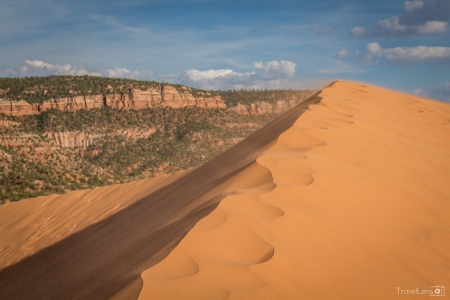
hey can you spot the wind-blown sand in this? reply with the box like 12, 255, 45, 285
0, 88, 320, 299
0, 171, 187, 270
0, 81, 449, 299
138, 81, 450, 299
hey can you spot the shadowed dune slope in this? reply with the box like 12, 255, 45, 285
0, 87, 323, 299
0, 171, 188, 270
138, 81, 450, 299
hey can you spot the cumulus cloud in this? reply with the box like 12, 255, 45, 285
4, 59, 298, 90
365, 42, 450, 64
253, 60, 296, 79
162, 69, 257, 90
334, 50, 352, 61
404, 0, 424, 12
350, 26, 367, 37
182, 69, 241, 83
6, 60, 102, 77
375, 16, 448, 35
414, 82, 450, 102
350, 0, 450, 37
3, 60, 154, 80
160, 60, 297, 90
105, 68, 153, 80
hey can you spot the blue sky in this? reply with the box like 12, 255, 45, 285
1, 0, 449, 100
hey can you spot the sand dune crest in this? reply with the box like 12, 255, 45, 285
139, 81, 450, 299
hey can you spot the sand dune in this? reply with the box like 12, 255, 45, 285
138, 81, 450, 299
0, 171, 187, 270
1, 81, 448, 299
0, 88, 321, 299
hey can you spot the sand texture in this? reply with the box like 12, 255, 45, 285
0, 91, 321, 299
0, 171, 187, 270
138, 81, 450, 299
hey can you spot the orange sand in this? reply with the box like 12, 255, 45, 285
0, 171, 187, 270
138, 81, 450, 299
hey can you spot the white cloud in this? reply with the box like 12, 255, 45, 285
169, 69, 258, 90
253, 60, 296, 79
105, 68, 153, 80
416, 21, 449, 34
350, 26, 367, 37
366, 43, 450, 64
6, 60, 102, 76
404, 0, 424, 12
403, 0, 423, 12
3, 59, 297, 90
334, 50, 352, 61
160, 60, 297, 90
350, 0, 450, 37
182, 69, 236, 83
414, 82, 450, 102
3, 60, 154, 80
377, 16, 448, 35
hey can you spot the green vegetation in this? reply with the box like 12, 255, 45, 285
0, 76, 313, 107
0, 75, 162, 103
0, 76, 173, 104
0, 114, 109, 202
215, 89, 313, 107
0, 107, 276, 203
0, 75, 315, 203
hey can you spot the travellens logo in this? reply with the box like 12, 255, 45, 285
396, 286, 445, 296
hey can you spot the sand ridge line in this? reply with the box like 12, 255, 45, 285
138, 80, 450, 299
137, 90, 337, 299
0, 89, 324, 300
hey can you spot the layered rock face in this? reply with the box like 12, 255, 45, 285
161, 86, 226, 109
39, 95, 104, 112
1, 86, 315, 151
0, 85, 226, 116
230, 92, 315, 115
45, 128, 158, 149
0, 99, 40, 116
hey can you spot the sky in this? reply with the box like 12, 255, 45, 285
1, 0, 449, 101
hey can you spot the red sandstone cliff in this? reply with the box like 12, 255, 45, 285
229, 91, 315, 115
0, 84, 315, 117
44, 128, 157, 149
0, 85, 226, 116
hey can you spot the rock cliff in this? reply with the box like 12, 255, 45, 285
1, 84, 315, 155
230, 93, 315, 115
45, 128, 157, 149
0, 85, 226, 116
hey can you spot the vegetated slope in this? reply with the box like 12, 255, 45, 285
0, 76, 313, 107
0, 76, 314, 203
0, 107, 277, 202
0, 115, 106, 201
0, 87, 322, 300
216, 89, 313, 107
0, 76, 198, 103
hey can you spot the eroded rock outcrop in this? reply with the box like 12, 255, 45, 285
39, 95, 105, 112
0, 85, 226, 116
230, 93, 315, 115
0, 99, 40, 116
45, 128, 157, 149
